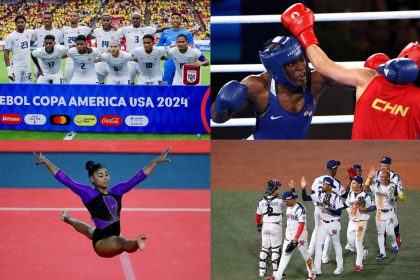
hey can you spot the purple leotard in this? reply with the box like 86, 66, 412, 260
55, 170, 147, 229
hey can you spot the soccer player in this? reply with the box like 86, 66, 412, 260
97, 41, 134, 85
61, 11, 92, 83
131, 34, 167, 85
166, 34, 208, 85
157, 12, 194, 85
4, 15, 33, 83
31, 35, 68, 84
67, 35, 100, 84
113, 12, 166, 84
31, 12, 64, 48
91, 13, 118, 84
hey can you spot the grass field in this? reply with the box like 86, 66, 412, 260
0, 50, 210, 84
212, 189, 420, 280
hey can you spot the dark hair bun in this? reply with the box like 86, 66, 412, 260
85, 161, 95, 171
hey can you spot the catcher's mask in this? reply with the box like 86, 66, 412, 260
265, 179, 281, 195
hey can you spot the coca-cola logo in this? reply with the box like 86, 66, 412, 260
1, 114, 22, 124
100, 116, 122, 126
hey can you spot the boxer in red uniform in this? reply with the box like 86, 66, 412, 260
280, 3, 420, 139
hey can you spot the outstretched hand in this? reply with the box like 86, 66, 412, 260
33, 152, 46, 167
367, 166, 376, 179
300, 176, 307, 189
155, 147, 171, 163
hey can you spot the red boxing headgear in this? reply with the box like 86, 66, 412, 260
398, 42, 420, 69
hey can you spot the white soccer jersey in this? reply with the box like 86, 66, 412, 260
68, 47, 100, 77
31, 27, 64, 47
61, 26, 92, 46
131, 46, 166, 80
345, 190, 373, 221
5, 30, 34, 67
310, 191, 344, 221
91, 28, 117, 53
285, 202, 307, 240
114, 26, 157, 51
99, 51, 132, 77
370, 182, 396, 210
311, 175, 346, 198
32, 45, 68, 74
256, 197, 285, 224
167, 46, 202, 85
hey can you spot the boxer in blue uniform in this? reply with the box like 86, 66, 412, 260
211, 36, 337, 139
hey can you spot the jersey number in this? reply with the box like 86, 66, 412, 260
114, 66, 119, 72
267, 205, 274, 216
80, 63, 86, 69
134, 36, 140, 43
21, 41, 28, 49
48, 62, 55, 68
145, 62, 153, 69
102, 41, 109, 48
68, 37, 76, 44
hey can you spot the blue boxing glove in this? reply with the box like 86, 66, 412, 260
214, 81, 248, 115
378, 58, 419, 85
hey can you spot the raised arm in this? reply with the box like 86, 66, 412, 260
110, 148, 171, 195
33, 152, 97, 202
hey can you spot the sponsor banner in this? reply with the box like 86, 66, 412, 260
195, 40, 210, 51
0, 84, 210, 134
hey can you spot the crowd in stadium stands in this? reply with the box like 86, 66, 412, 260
0, 0, 210, 41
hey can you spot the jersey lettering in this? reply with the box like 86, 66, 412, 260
371, 98, 410, 117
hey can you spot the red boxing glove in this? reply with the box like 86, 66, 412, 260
364, 53, 390, 70
347, 167, 357, 180
281, 3, 319, 49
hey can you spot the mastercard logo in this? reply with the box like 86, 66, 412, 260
49, 115, 71, 125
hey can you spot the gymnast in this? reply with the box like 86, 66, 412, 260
33, 148, 170, 258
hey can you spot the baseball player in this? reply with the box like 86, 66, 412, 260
309, 160, 346, 264
345, 176, 375, 271
344, 164, 363, 252
268, 188, 315, 280
166, 34, 209, 85
131, 34, 168, 85
366, 156, 405, 248
302, 176, 347, 275
31, 35, 68, 84
256, 180, 285, 277
4, 15, 34, 83
366, 170, 399, 260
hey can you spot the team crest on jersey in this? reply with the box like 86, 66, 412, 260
183, 65, 200, 85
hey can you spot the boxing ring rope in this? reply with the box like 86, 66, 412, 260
211, 9, 418, 128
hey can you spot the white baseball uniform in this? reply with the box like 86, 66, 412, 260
99, 51, 133, 84
256, 196, 285, 277
113, 25, 157, 83
373, 170, 403, 223
345, 190, 373, 267
274, 202, 314, 280
166, 46, 202, 85
309, 175, 346, 259
91, 28, 116, 82
370, 180, 398, 256
310, 191, 345, 274
131, 46, 167, 85
5, 29, 34, 83
67, 47, 100, 84
61, 25, 92, 83
32, 45, 68, 84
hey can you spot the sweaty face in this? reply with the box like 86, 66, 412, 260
76, 40, 87, 53
15, 18, 26, 32
171, 15, 181, 28
284, 55, 307, 87
91, 167, 110, 189
44, 39, 55, 52
177, 37, 188, 52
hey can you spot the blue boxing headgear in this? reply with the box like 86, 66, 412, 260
259, 36, 306, 89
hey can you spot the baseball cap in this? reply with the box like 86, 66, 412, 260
352, 175, 363, 185
327, 160, 341, 170
380, 157, 392, 164
282, 191, 298, 200
323, 177, 334, 186
352, 164, 362, 171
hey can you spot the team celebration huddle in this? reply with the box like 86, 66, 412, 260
256, 156, 405, 280
4, 10, 209, 85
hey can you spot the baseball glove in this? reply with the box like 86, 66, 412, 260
257, 223, 263, 232
357, 196, 366, 208
347, 167, 357, 180
285, 240, 298, 253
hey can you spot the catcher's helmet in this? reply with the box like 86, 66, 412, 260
265, 179, 281, 195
